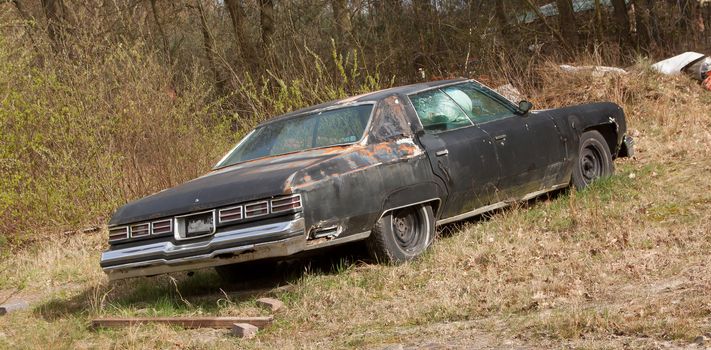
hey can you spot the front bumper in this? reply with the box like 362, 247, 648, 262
101, 218, 306, 280
619, 135, 634, 158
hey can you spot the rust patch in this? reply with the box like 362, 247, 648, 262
287, 140, 424, 191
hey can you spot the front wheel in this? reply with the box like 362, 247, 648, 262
572, 130, 614, 190
366, 204, 435, 264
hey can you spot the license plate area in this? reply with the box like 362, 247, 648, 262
174, 210, 216, 240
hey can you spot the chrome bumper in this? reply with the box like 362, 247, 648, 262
101, 218, 307, 280
620, 135, 634, 158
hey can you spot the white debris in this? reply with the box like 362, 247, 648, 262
651, 52, 706, 75
395, 138, 415, 145
559, 64, 627, 77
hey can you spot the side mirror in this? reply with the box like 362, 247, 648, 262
517, 100, 533, 115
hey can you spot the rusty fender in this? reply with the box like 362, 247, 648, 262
287, 139, 440, 240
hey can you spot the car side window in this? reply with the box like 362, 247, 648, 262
442, 83, 515, 124
409, 89, 473, 133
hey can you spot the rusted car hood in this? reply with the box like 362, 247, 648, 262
109, 148, 347, 226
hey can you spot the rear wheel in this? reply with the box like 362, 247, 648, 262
572, 130, 614, 190
366, 204, 435, 263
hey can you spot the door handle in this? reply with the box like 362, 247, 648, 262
435, 150, 449, 156
494, 134, 507, 141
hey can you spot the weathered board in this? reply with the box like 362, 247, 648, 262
91, 316, 272, 329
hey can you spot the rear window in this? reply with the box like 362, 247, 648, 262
216, 104, 373, 167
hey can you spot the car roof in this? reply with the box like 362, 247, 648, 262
257, 78, 468, 127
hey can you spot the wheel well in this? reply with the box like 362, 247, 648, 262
584, 123, 618, 156
379, 198, 442, 220
425, 199, 441, 217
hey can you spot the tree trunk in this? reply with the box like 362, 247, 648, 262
195, 0, 222, 92
679, 0, 701, 46
555, 0, 578, 48
611, 0, 631, 45
412, 0, 434, 71
40, 0, 65, 50
330, 0, 352, 47
149, 0, 171, 63
494, 0, 509, 38
593, 0, 604, 45
641, 0, 662, 47
373, 0, 403, 75
259, 0, 274, 50
12, 0, 40, 51
633, 0, 650, 51
225, 0, 252, 61
525, 0, 575, 56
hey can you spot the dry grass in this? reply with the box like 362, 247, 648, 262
1, 67, 710, 349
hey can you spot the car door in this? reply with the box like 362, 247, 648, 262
442, 83, 566, 201
408, 88, 500, 219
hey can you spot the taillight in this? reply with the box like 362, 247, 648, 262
151, 219, 172, 235
244, 201, 269, 218
108, 226, 128, 241
218, 205, 243, 223
270, 194, 302, 213
130, 223, 150, 238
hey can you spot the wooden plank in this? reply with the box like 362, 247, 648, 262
0, 301, 29, 316
231, 323, 258, 339
256, 297, 284, 312
91, 316, 272, 329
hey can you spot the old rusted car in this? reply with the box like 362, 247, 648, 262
101, 79, 633, 280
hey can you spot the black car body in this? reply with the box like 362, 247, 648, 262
101, 78, 633, 280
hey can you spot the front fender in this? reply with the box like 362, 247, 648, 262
286, 139, 433, 239
546, 102, 627, 156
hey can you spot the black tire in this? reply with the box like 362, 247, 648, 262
572, 130, 614, 190
366, 204, 436, 264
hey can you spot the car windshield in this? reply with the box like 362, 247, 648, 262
215, 104, 373, 168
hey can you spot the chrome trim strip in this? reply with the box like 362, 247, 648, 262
213, 129, 255, 169
304, 231, 371, 251
378, 198, 442, 221
521, 183, 568, 201
436, 183, 569, 225
436, 202, 508, 226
